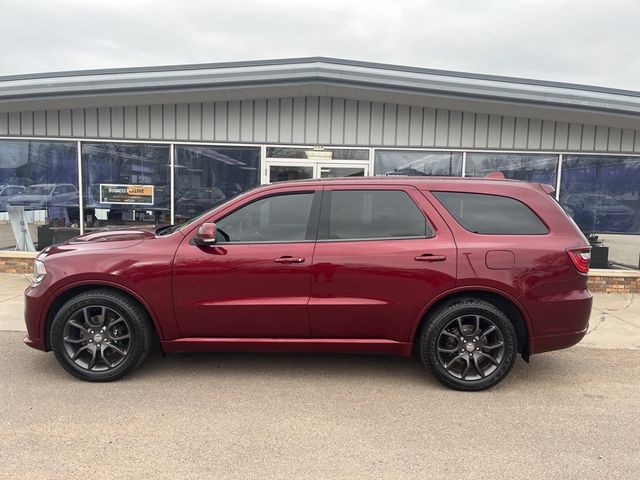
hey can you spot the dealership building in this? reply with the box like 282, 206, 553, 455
0, 57, 639, 280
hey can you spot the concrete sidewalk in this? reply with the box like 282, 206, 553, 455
1, 272, 638, 349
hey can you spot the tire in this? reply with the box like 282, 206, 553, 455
50, 289, 152, 382
420, 298, 518, 391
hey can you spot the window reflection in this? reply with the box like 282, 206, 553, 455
0, 140, 78, 250
174, 146, 259, 222
465, 153, 558, 184
374, 151, 462, 176
560, 155, 640, 268
82, 143, 170, 230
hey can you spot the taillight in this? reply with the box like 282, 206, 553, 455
566, 247, 591, 274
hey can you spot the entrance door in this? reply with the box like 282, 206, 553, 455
318, 163, 367, 179
265, 160, 369, 183
267, 161, 315, 183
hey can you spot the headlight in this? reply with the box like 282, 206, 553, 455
33, 259, 47, 284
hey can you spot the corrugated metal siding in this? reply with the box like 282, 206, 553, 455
1, 96, 639, 153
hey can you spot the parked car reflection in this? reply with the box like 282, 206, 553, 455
175, 187, 227, 219
0, 184, 26, 212
561, 193, 636, 233
7, 183, 78, 210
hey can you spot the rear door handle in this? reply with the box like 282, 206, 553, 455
274, 256, 306, 264
415, 254, 447, 262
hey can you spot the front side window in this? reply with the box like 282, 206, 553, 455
216, 192, 315, 243
325, 190, 431, 240
433, 191, 548, 235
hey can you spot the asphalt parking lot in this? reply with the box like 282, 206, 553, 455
0, 274, 639, 479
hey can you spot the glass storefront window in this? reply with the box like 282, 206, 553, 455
0, 140, 78, 250
560, 155, 640, 269
82, 143, 170, 230
266, 147, 369, 161
374, 150, 462, 176
465, 153, 558, 184
174, 146, 259, 222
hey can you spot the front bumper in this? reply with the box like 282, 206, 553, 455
24, 282, 51, 352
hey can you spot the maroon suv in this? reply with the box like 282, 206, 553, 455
24, 177, 592, 390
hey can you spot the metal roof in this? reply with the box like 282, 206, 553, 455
1, 57, 640, 120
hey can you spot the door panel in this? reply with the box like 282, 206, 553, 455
173, 189, 320, 338
173, 242, 315, 338
309, 186, 457, 341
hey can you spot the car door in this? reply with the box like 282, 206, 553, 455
308, 185, 457, 342
173, 188, 321, 338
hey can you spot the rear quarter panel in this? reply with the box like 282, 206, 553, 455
422, 183, 591, 340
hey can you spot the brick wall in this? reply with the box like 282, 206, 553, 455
588, 273, 640, 293
0, 256, 34, 274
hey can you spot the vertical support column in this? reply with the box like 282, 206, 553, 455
77, 141, 84, 235
556, 154, 563, 201
461, 151, 467, 177
369, 147, 375, 175
260, 144, 267, 184
170, 143, 175, 225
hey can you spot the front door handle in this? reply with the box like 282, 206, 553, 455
415, 254, 447, 262
274, 256, 306, 264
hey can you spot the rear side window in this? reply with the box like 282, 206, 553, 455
433, 191, 548, 235
326, 190, 432, 240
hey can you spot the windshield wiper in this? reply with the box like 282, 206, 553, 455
156, 225, 176, 236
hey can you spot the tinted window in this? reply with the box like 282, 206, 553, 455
326, 190, 430, 240
217, 192, 314, 243
433, 191, 548, 235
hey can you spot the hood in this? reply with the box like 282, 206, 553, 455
8, 194, 47, 202
69, 228, 156, 244
593, 204, 634, 215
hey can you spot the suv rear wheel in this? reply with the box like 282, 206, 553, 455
50, 289, 152, 381
420, 298, 518, 391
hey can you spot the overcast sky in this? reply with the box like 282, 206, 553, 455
1, 0, 638, 90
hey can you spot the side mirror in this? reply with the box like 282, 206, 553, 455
193, 222, 217, 246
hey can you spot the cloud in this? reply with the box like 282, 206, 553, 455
1, 0, 639, 91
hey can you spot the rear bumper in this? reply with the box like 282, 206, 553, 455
23, 335, 46, 351
524, 287, 592, 355
530, 324, 588, 354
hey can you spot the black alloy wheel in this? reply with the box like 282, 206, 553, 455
61, 305, 132, 372
50, 289, 152, 381
421, 298, 518, 391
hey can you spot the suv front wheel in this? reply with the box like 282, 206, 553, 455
421, 298, 518, 391
50, 289, 152, 381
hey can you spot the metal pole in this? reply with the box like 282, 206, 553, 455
556, 154, 563, 201
170, 143, 175, 225
77, 141, 84, 235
